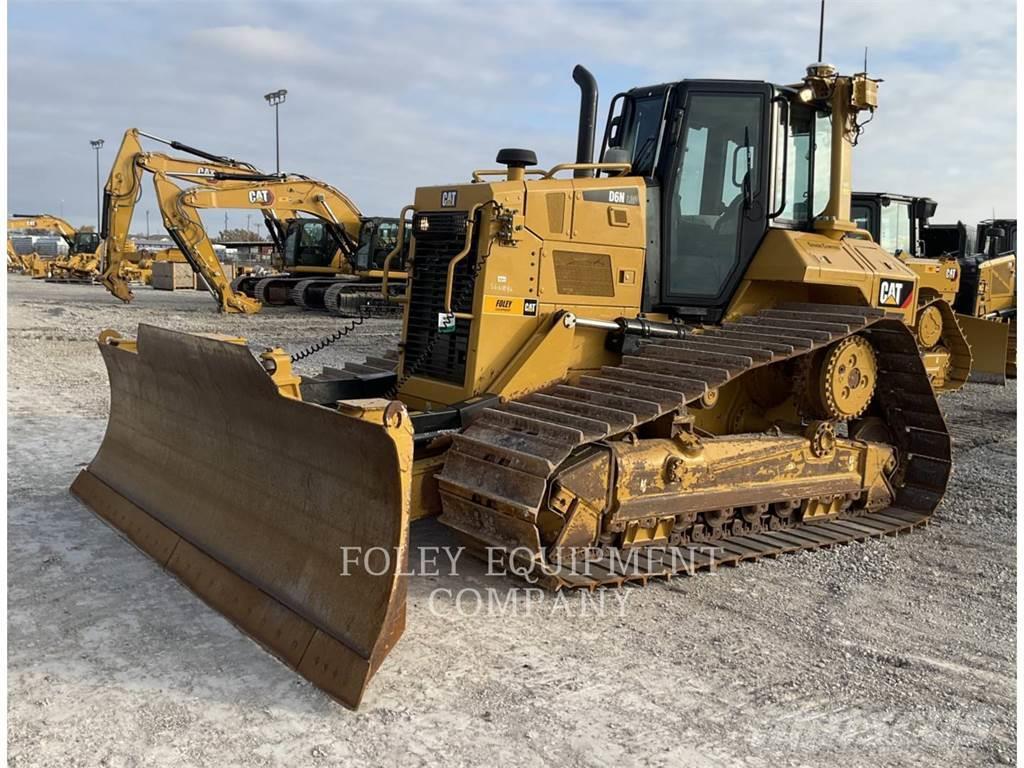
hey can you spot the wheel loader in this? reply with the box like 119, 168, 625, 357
852, 192, 1015, 380
73, 63, 955, 709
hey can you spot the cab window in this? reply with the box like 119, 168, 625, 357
879, 201, 912, 255
284, 220, 334, 268
667, 93, 763, 299
851, 203, 873, 235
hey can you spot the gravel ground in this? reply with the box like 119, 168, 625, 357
6, 277, 1017, 767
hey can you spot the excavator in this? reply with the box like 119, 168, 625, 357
74, 62, 956, 708
7, 214, 101, 278
98, 128, 277, 313
171, 174, 407, 315
100, 129, 406, 316
851, 192, 1015, 380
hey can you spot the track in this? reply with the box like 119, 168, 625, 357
437, 303, 951, 590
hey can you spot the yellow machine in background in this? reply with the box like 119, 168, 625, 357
98, 128, 404, 316
171, 175, 407, 315
7, 213, 100, 279
75, 63, 956, 709
852, 192, 1015, 380
98, 128, 274, 312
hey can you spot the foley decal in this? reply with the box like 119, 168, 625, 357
878, 279, 915, 309
483, 296, 539, 316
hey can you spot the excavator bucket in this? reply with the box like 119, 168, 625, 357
958, 313, 1011, 383
70, 325, 413, 708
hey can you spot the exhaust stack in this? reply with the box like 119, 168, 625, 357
572, 65, 598, 178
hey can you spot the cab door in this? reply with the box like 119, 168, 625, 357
658, 83, 772, 317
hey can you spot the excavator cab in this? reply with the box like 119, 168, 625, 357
71, 231, 102, 255
280, 219, 345, 269
352, 217, 406, 272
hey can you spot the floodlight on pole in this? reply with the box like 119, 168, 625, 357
264, 89, 288, 173
90, 139, 105, 231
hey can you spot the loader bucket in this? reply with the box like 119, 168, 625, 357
71, 325, 413, 708
957, 313, 1010, 384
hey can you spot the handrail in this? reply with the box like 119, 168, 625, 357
470, 162, 632, 183
444, 203, 484, 314
769, 95, 790, 219
380, 204, 415, 299
471, 169, 547, 183
542, 162, 631, 178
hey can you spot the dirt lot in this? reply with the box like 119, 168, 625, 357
6, 277, 1017, 767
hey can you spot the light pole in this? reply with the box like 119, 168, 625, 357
263, 89, 287, 173
90, 139, 104, 231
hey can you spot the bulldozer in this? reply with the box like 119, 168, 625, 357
74, 63, 955, 708
851, 192, 1015, 380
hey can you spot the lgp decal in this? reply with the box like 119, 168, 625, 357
878, 279, 914, 309
248, 189, 275, 206
441, 190, 458, 208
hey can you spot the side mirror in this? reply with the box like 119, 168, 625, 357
914, 197, 938, 222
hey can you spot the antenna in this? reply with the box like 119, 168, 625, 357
817, 0, 826, 61
864, 46, 869, 73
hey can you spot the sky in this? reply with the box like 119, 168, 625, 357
6, 0, 1017, 234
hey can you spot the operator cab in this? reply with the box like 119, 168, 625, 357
281, 219, 345, 269
600, 71, 857, 320
850, 192, 941, 257
352, 217, 407, 272
72, 231, 101, 254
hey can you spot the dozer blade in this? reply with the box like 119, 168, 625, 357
957, 313, 1010, 384
70, 324, 413, 708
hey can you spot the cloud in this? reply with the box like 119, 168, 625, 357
6, 0, 1016, 230
188, 25, 330, 65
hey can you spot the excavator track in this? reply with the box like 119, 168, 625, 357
437, 303, 950, 590
324, 282, 402, 319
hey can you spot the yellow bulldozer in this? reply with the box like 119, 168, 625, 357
851, 192, 1016, 380
74, 63, 958, 708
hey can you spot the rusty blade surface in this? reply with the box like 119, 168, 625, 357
70, 324, 412, 708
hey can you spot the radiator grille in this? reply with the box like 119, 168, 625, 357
403, 212, 476, 385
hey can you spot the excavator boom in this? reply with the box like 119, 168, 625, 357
99, 128, 274, 308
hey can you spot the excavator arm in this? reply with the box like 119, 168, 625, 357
8, 214, 78, 247
99, 128, 275, 305
148, 175, 367, 314
150, 172, 263, 313
187, 174, 365, 257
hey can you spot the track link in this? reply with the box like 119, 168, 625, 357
324, 282, 402, 318
436, 303, 951, 590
